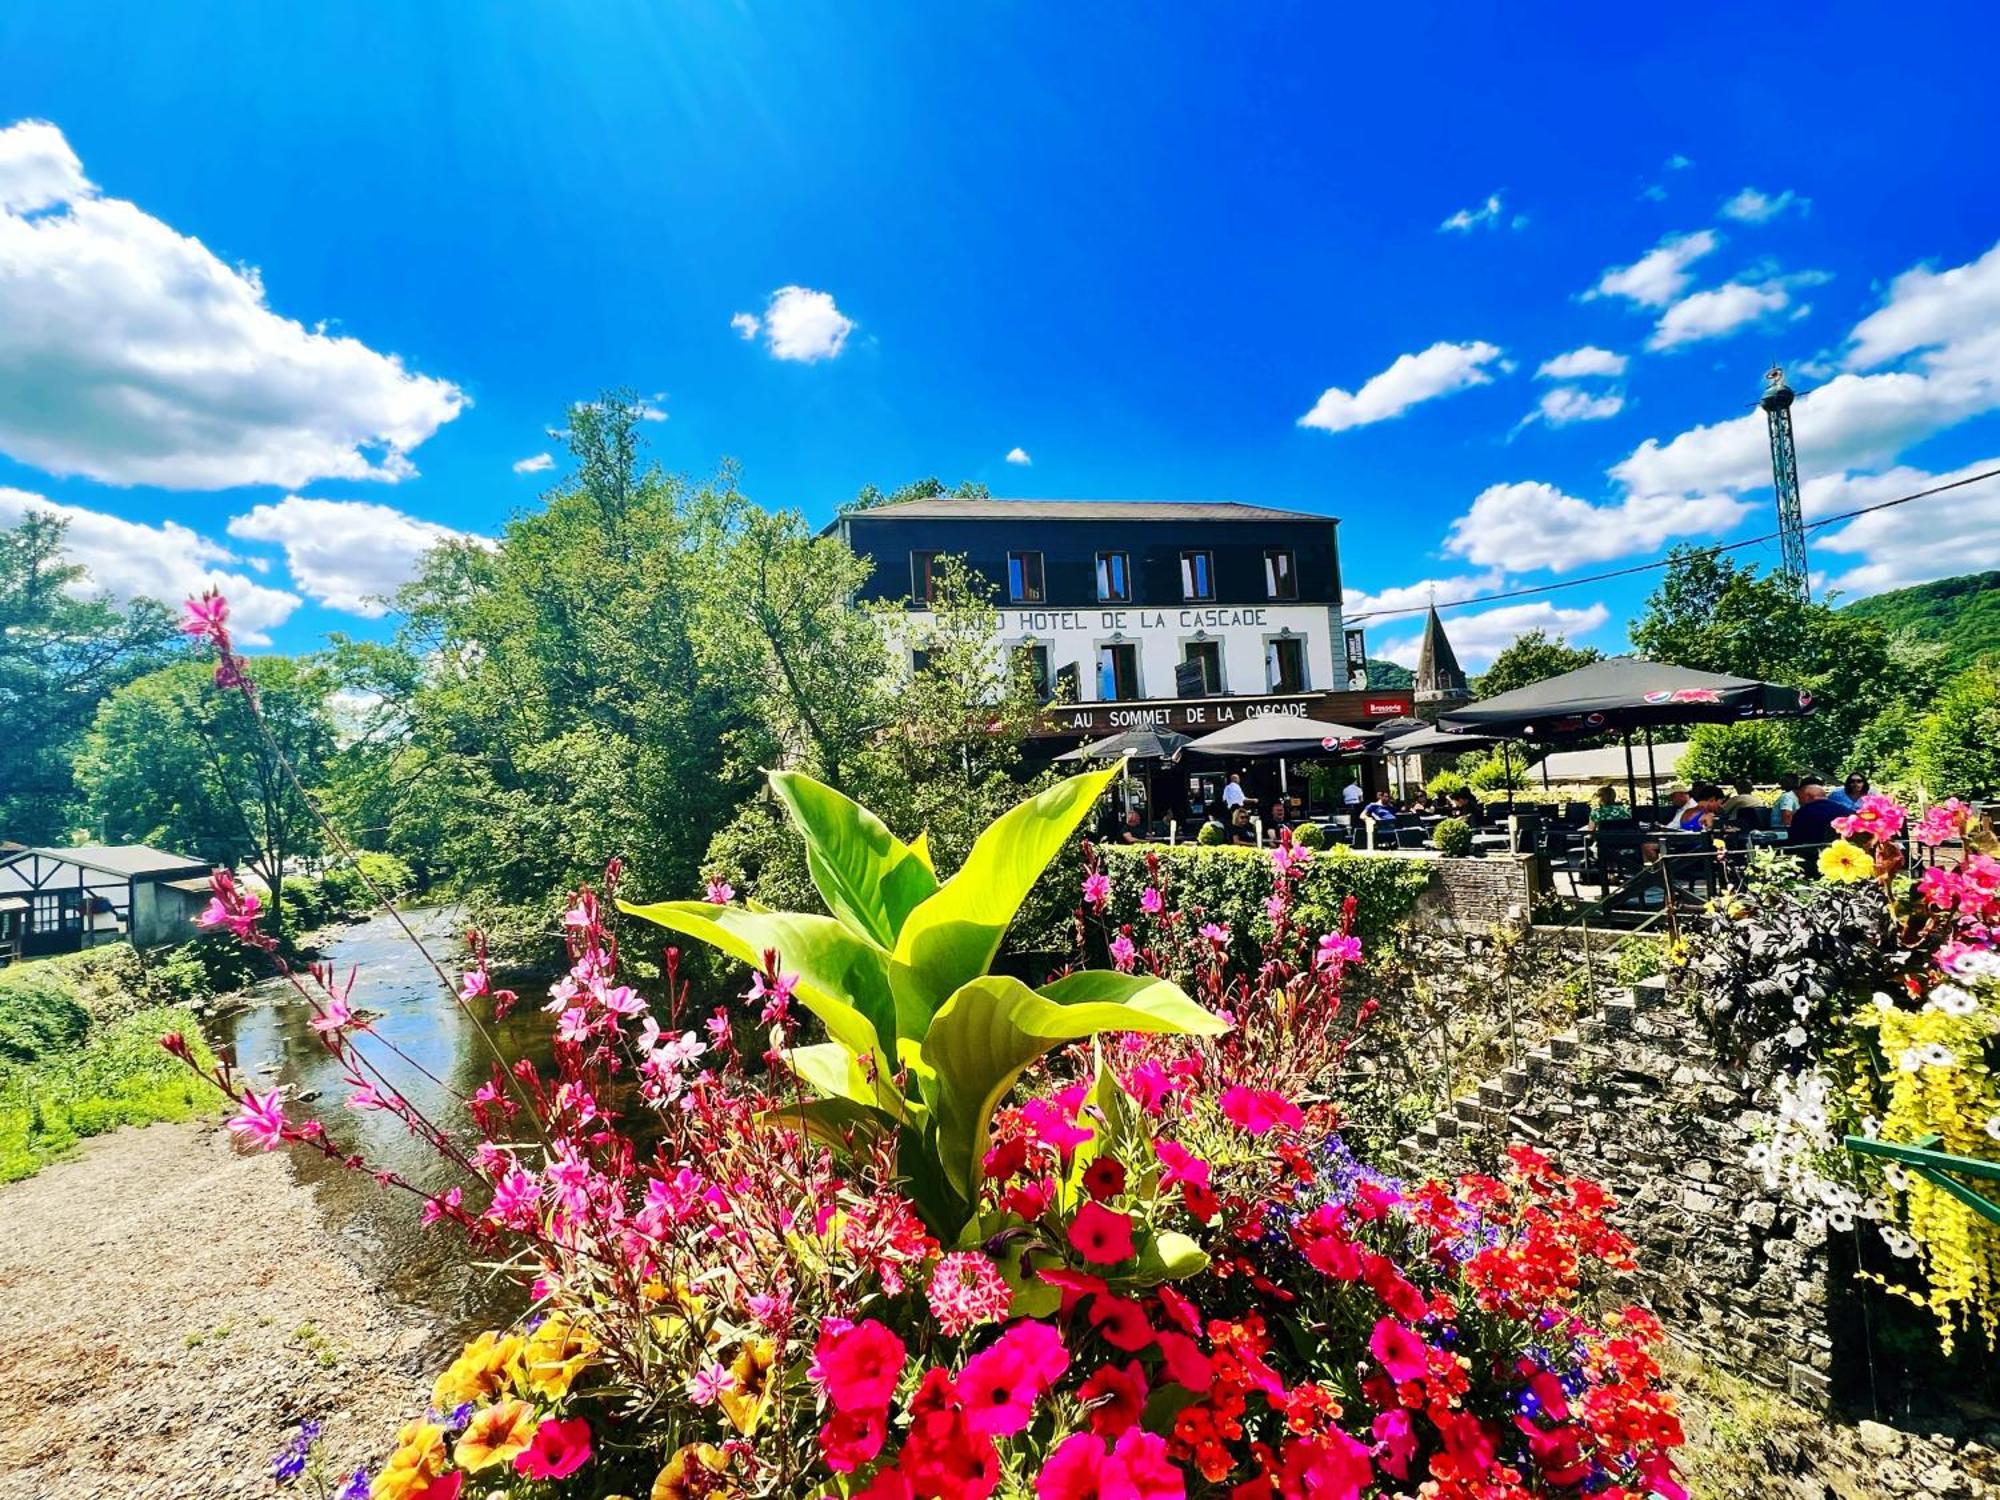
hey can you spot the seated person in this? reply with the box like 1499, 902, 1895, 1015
1228, 806, 1256, 845
1402, 791, 1432, 815
1656, 784, 1692, 827
1676, 783, 1722, 833
1787, 778, 1845, 851
1361, 792, 1399, 823
1719, 778, 1759, 816
1772, 772, 1801, 829
1119, 808, 1144, 845
1446, 787, 1487, 827
1829, 772, 1868, 812
1266, 800, 1290, 836
1588, 784, 1632, 828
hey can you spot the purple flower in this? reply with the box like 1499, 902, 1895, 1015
336, 1470, 370, 1500
271, 1419, 321, 1483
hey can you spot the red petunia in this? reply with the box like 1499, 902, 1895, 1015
1155, 1329, 1213, 1392
1081, 1156, 1127, 1201
1078, 1359, 1149, 1436
1367, 1318, 1430, 1383
810, 1318, 907, 1413
1087, 1292, 1155, 1352
513, 1417, 591, 1480
1068, 1201, 1137, 1264
818, 1407, 888, 1472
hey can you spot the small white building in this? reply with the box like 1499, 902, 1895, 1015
0, 844, 212, 959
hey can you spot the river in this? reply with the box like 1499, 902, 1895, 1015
213, 907, 553, 1344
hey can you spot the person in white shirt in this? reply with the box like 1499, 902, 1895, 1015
1341, 780, 1364, 811
1222, 774, 1246, 810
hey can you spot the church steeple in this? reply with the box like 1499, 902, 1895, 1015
1413, 604, 1469, 704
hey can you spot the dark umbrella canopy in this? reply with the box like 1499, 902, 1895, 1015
1183, 716, 1382, 758
1381, 724, 1502, 755
1437, 657, 1812, 739
1055, 727, 1192, 763
1372, 715, 1430, 741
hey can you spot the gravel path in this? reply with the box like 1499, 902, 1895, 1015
0, 1119, 434, 1499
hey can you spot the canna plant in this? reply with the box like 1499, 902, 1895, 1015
622, 765, 1227, 1231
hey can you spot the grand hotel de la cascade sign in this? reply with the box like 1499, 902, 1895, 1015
833, 497, 1411, 738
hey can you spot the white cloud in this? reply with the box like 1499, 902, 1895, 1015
635, 391, 668, 422
734, 286, 855, 363
0, 119, 465, 490
1846, 240, 2000, 371
0, 486, 299, 642
1343, 570, 1508, 620
1005, 447, 1031, 466
1537, 346, 1627, 380
226, 496, 480, 617
1298, 340, 1506, 433
1526, 387, 1626, 427
1439, 193, 1515, 233
1445, 480, 1748, 573
1809, 457, 2000, 597
1721, 187, 1806, 224
1374, 601, 1612, 672
1665, 154, 1693, 171
1648, 279, 1794, 350
512, 452, 554, 474
1586, 230, 1719, 308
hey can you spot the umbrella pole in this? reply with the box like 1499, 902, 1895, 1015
1503, 741, 1516, 817
1623, 732, 1638, 810
1279, 757, 1289, 801
1645, 727, 1658, 797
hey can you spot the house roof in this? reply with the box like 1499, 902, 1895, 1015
21, 844, 208, 879
841, 497, 1336, 525
1534, 742, 1692, 783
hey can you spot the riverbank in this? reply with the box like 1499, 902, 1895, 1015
0, 1117, 431, 1499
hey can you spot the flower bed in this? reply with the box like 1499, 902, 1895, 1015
169, 592, 1687, 1500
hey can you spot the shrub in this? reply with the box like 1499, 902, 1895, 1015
1467, 753, 1527, 791
1291, 819, 1326, 849
1195, 820, 1226, 846
1432, 817, 1474, 857
1912, 661, 2000, 798
278, 877, 328, 933
317, 850, 418, 916
1679, 720, 1793, 786
0, 966, 93, 1065
141, 931, 260, 1004
1425, 769, 1467, 798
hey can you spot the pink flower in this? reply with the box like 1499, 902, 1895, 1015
308, 999, 355, 1035
1154, 1330, 1212, 1392
1264, 893, 1285, 922
959, 1341, 1040, 1437
420, 1186, 462, 1226
1271, 840, 1311, 875
1082, 871, 1112, 909
345, 1082, 392, 1112
818, 1408, 888, 1472
1140, 885, 1164, 916
1279, 1429, 1372, 1498
705, 878, 735, 904
227, 1087, 287, 1150
995, 1319, 1071, 1387
1068, 1201, 1137, 1264
514, 1417, 591, 1481
1373, 1408, 1418, 1479
749, 969, 797, 1025
1153, 1139, 1211, 1192
1219, 1085, 1304, 1135
928, 1252, 1014, 1337
180, 590, 229, 641
1315, 932, 1362, 969
1022, 1090, 1095, 1155
1368, 1317, 1431, 1382
1124, 1061, 1176, 1114
196, 869, 266, 944
810, 1319, 907, 1413
458, 968, 491, 1002
1917, 799, 1972, 847
488, 1169, 540, 1226
687, 1361, 730, 1405
1036, 1428, 1184, 1500
1108, 934, 1137, 972
1198, 921, 1230, 945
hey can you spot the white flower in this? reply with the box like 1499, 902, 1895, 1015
1784, 1025, 1809, 1049
1828, 1208, 1855, 1233
1872, 991, 1896, 1012
1880, 1225, 1920, 1258
1745, 1143, 1773, 1169
1792, 995, 1813, 1018
1918, 1043, 1956, 1068
1861, 1115, 1881, 1139
1928, 984, 1978, 1017
1984, 1115, 2000, 1142
1898, 1047, 1925, 1074
1884, 1162, 1911, 1191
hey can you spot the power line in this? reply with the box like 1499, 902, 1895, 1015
1343, 465, 2000, 625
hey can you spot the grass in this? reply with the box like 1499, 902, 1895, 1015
0, 1003, 223, 1183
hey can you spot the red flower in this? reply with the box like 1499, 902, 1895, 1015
1154, 1283, 1201, 1338
1518, 1418, 1591, 1487
1068, 1201, 1137, 1264
1087, 1292, 1155, 1352
1276, 1429, 1372, 1499
1218, 1086, 1303, 1136
1036, 1429, 1185, 1500
1181, 1181, 1222, 1223
1005, 1176, 1057, 1219
1154, 1139, 1211, 1191
1366, 1318, 1430, 1383
984, 1132, 1029, 1183
1371, 1408, 1417, 1479
958, 1343, 1040, 1437
1082, 1157, 1127, 1201
1079, 1359, 1149, 1436
810, 1318, 907, 1413
1155, 1329, 1214, 1392
819, 1408, 888, 1472
514, 1417, 591, 1480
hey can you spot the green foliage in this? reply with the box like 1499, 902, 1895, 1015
626, 768, 1222, 1228
1097, 842, 1433, 969
1365, 658, 1413, 690
1613, 937, 1666, 986
839, 476, 990, 516
1678, 721, 1793, 786
1292, 821, 1327, 850
1425, 770, 1467, 798
141, 931, 260, 1004
0, 512, 178, 843
1466, 753, 1527, 792
1846, 702, 1922, 788
1473, 629, 1601, 699
0, 1005, 221, 1182
316, 851, 417, 916
1911, 661, 2000, 798
1432, 818, 1473, 857
1196, 821, 1227, 846
0, 966, 91, 1064
76, 655, 335, 923
1841, 569, 2000, 675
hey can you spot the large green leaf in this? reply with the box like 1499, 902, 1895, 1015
619, 900, 897, 1063
888, 766, 1119, 1026
767, 769, 937, 949
786, 1040, 909, 1119
920, 971, 1226, 1200
754, 1097, 896, 1152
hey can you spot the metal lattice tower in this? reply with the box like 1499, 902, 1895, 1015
1761, 365, 1809, 600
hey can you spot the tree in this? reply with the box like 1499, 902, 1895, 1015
840, 476, 990, 515
76, 657, 335, 920
1472, 630, 1601, 699
1678, 721, 1794, 787
1911, 662, 2000, 799
0, 512, 176, 842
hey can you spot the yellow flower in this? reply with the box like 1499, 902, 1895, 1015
1818, 839, 1873, 883
717, 1338, 776, 1435
453, 1398, 539, 1472
649, 1279, 709, 1341
652, 1443, 733, 1500
431, 1330, 525, 1411
370, 1421, 451, 1500
522, 1310, 599, 1400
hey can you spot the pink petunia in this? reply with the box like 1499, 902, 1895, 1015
1368, 1317, 1431, 1382
515, 1417, 590, 1480
810, 1319, 907, 1413
1219, 1085, 1304, 1135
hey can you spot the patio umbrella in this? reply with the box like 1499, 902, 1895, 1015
1377, 724, 1501, 755
1183, 716, 1382, 802
1055, 727, 1192, 763
1371, 715, 1429, 741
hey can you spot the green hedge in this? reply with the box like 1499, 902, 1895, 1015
1097, 843, 1434, 969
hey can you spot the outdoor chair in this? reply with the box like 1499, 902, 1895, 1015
1394, 825, 1427, 851
1564, 801, 1590, 827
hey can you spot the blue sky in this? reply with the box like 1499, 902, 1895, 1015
3, 2, 1998, 666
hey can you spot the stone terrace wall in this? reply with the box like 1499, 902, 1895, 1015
1408, 853, 1540, 935
1396, 973, 1836, 1405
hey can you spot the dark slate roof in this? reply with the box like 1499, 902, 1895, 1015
1414, 606, 1470, 702
26, 844, 208, 878
843, 497, 1336, 524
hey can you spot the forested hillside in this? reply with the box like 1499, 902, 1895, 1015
1842, 570, 2000, 673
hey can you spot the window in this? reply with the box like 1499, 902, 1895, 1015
911, 551, 941, 604
1013, 643, 1052, 700
1181, 639, 1223, 694
30, 890, 79, 935
1179, 550, 1215, 602
1095, 551, 1131, 603
1264, 549, 1298, 600
1006, 551, 1045, 604
910, 647, 933, 676
1096, 643, 1140, 701
1266, 637, 1306, 693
